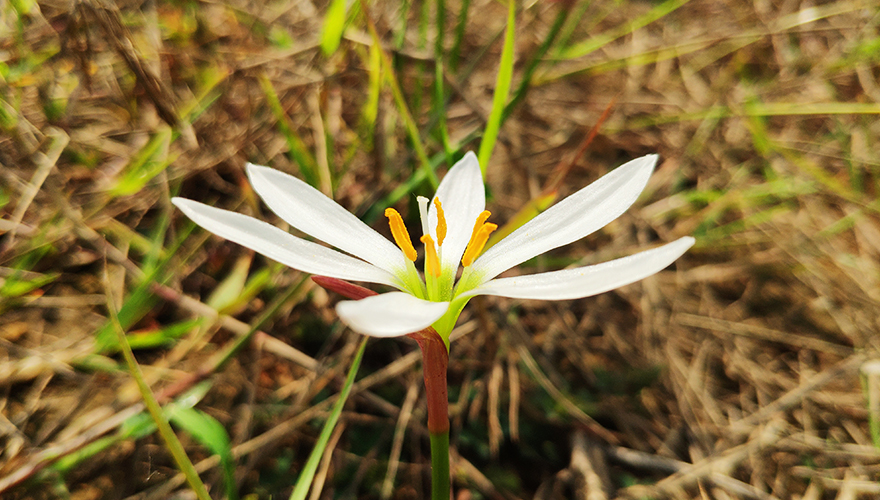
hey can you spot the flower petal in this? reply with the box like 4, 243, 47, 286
470, 154, 658, 282
172, 198, 400, 287
428, 151, 485, 273
336, 293, 450, 338
246, 163, 408, 277
463, 237, 694, 300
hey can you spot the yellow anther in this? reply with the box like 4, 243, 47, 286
462, 220, 497, 267
433, 198, 447, 246
468, 211, 492, 243
385, 208, 418, 261
420, 235, 441, 277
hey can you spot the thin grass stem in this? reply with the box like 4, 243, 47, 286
477, 0, 516, 176
105, 272, 213, 500
290, 338, 368, 500
358, 0, 439, 188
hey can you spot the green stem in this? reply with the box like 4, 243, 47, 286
430, 430, 451, 500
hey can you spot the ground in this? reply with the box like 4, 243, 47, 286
1, 0, 879, 498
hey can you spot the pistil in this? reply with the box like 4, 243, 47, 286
421, 235, 441, 278
421, 234, 441, 300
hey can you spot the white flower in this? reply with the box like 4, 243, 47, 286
172, 153, 694, 343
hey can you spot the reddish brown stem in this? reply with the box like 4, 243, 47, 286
312, 276, 450, 433
407, 328, 450, 434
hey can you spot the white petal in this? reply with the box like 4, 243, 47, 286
463, 237, 694, 300
246, 163, 409, 277
470, 154, 658, 282
172, 198, 400, 287
336, 293, 450, 338
428, 152, 485, 273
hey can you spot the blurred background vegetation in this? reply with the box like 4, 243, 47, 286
1, 0, 879, 498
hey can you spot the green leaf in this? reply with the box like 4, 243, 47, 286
206, 254, 252, 313
168, 406, 238, 500
0, 271, 58, 298
125, 318, 203, 350
92, 281, 160, 353
321, 0, 348, 56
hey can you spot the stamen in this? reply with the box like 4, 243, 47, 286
385, 208, 418, 261
469, 211, 492, 243
462, 219, 497, 267
420, 235, 441, 277
433, 198, 447, 246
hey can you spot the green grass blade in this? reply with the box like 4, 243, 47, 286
501, 3, 569, 124
358, 0, 438, 187
433, 0, 453, 165
289, 337, 368, 500
105, 278, 213, 500
449, 0, 471, 71
558, 0, 691, 60
412, 0, 430, 114
393, 0, 413, 49
555, 0, 593, 53
623, 102, 880, 130
476, 0, 516, 176
321, 0, 348, 56
93, 280, 160, 353
109, 126, 175, 197
208, 274, 311, 372
434, 0, 447, 64
125, 319, 203, 350
94, 217, 195, 353
258, 74, 321, 188
433, 58, 453, 166
362, 42, 382, 128
50, 382, 213, 474
168, 407, 238, 500
0, 270, 58, 298
206, 254, 251, 313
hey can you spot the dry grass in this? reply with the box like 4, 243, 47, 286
2, 0, 879, 498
